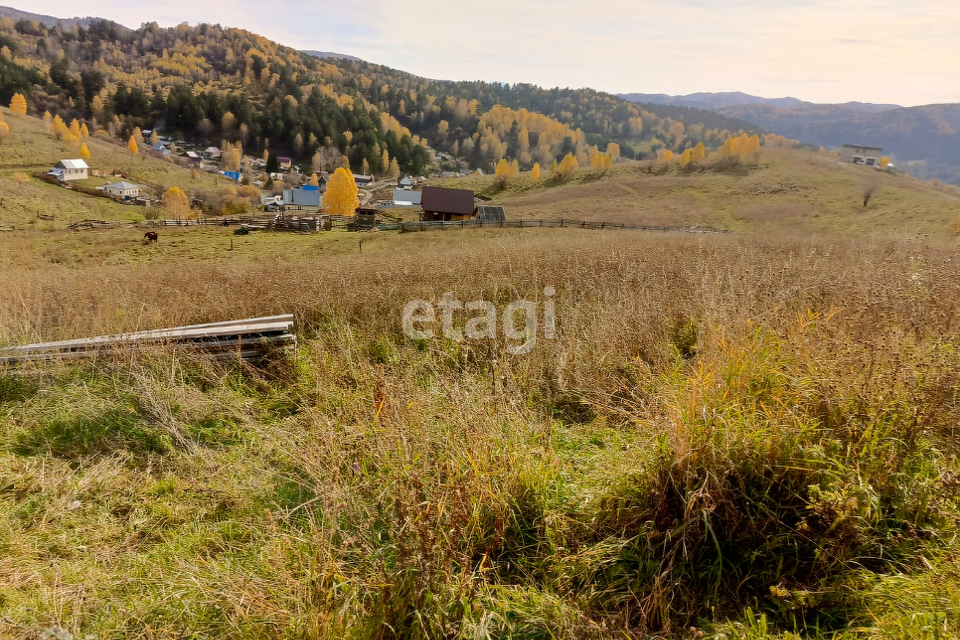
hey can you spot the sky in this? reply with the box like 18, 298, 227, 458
19, 0, 960, 107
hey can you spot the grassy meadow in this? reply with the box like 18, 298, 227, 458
3, 123, 960, 637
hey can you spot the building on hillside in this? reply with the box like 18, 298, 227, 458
278, 157, 293, 170
152, 142, 172, 156
398, 176, 415, 188
51, 159, 89, 181
282, 188, 321, 210
353, 173, 374, 186
203, 146, 221, 160
393, 188, 421, 206
184, 151, 203, 164
101, 181, 140, 200
421, 186, 476, 221
840, 144, 883, 166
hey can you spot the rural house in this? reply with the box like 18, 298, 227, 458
152, 142, 172, 156
393, 188, 422, 206
184, 151, 202, 164
278, 157, 293, 170
282, 187, 321, 210
840, 144, 883, 166
398, 176, 415, 187
421, 186, 476, 221
101, 181, 140, 200
51, 159, 89, 181
203, 146, 221, 160
353, 173, 375, 186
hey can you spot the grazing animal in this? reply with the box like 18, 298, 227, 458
144, 231, 158, 243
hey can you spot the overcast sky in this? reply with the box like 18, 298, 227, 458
22, 0, 960, 106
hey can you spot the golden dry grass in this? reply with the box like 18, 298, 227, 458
1, 228, 960, 638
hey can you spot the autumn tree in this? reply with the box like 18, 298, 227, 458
661, 149, 674, 163
691, 142, 706, 164
11, 171, 29, 190
128, 136, 139, 154
557, 153, 579, 180
388, 157, 400, 180
879, 156, 890, 168
531, 162, 541, 182
79, 143, 91, 160
321, 167, 359, 216
308, 172, 319, 186
495, 158, 510, 188
679, 149, 692, 168
605, 143, 621, 163
162, 186, 191, 219
9, 93, 27, 116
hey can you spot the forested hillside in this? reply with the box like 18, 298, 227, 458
0, 15, 766, 175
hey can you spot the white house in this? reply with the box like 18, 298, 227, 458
53, 159, 89, 181
102, 181, 140, 200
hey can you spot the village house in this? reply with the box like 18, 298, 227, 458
50, 159, 89, 181
282, 187, 321, 210
398, 176, 415, 188
152, 142, 172, 156
101, 181, 140, 200
184, 151, 203, 164
420, 186, 476, 221
203, 146, 222, 161
393, 188, 421, 206
353, 173, 375, 186
277, 157, 293, 171
840, 144, 883, 166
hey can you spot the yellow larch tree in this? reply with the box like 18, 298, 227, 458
69, 119, 81, 141
879, 156, 890, 168
79, 143, 91, 160
679, 149, 692, 167
321, 166, 359, 216
308, 172, 320, 186
9, 93, 27, 116
605, 143, 620, 163
661, 149, 674, 163
128, 136, 139, 154
162, 187, 191, 219
530, 162, 541, 182
691, 142, 706, 164
558, 153, 579, 180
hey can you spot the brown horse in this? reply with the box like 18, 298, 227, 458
144, 231, 158, 243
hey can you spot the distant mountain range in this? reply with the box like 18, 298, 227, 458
621, 92, 959, 184
0, 5, 101, 28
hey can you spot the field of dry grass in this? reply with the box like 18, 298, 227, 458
442, 149, 960, 239
2, 226, 960, 639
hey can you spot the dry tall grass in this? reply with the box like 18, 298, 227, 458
1, 229, 959, 639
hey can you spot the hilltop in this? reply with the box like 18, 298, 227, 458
0, 4, 103, 29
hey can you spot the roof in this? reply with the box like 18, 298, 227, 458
104, 181, 139, 190
353, 173, 374, 182
185, 151, 201, 159
205, 146, 221, 153
58, 159, 89, 170
277, 156, 292, 163
842, 143, 883, 151
393, 188, 421, 205
282, 188, 321, 207
476, 205, 506, 222
421, 186, 475, 216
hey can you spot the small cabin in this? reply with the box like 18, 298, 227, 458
421, 186, 475, 221
101, 181, 140, 200
840, 144, 883, 166
52, 159, 89, 181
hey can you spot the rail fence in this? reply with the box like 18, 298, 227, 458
64, 215, 728, 235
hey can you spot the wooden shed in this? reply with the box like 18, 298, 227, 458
420, 186, 475, 221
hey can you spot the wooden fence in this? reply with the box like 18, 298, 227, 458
65, 215, 728, 235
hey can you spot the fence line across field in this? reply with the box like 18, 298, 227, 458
65, 215, 727, 235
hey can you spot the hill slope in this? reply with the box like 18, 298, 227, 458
443, 147, 960, 239
0, 4, 103, 29
0, 13, 764, 178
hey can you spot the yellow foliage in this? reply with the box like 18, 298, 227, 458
79, 143, 91, 160
9, 93, 27, 116
558, 153, 579, 180
879, 156, 890, 168
679, 149, 692, 167
661, 150, 674, 163
530, 163, 541, 182
322, 167, 359, 216
308, 172, 319, 186
691, 142, 706, 164
0, 120, 10, 142
128, 136, 139, 154
162, 186, 191, 219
